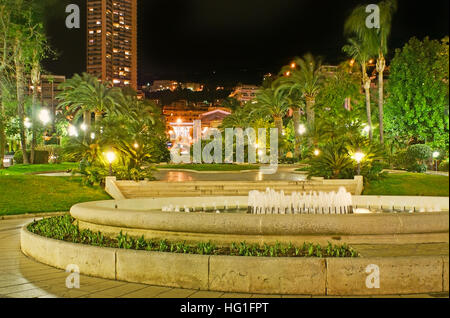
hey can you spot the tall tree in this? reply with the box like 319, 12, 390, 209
345, 0, 398, 144
385, 37, 449, 150
276, 54, 323, 148
0, 1, 13, 168
254, 86, 290, 140
57, 73, 122, 132
343, 38, 375, 140
28, 19, 51, 163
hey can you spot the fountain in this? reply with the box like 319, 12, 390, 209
161, 187, 354, 215
248, 187, 353, 215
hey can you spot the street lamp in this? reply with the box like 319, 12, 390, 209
298, 124, 306, 135
68, 125, 78, 137
362, 124, 371, 135
105, 151, 116, 176
39, 109, 51, 125
352, 151, 365, 175
24, 118, 32, 129
433, 151, 440, 172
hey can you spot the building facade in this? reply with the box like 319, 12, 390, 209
87, 0, 138, 90
229, 85, 259, 104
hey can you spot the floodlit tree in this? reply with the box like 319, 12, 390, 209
345, 0, 398, 144
343, 38, 375, 140
385, 37, 449, 150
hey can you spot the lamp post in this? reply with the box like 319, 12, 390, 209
433, 151, 440, 172
106, 151, 116, 176
298, 124, 306, 136
39, 109, 51, 126
353, 151, 365, 175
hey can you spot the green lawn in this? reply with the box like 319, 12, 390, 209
157, 164, 260, 171
0, 163, 78, 176
364, 173, 449, 196
0, 176, 111, 216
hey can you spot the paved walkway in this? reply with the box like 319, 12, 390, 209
0, 218, 448, 299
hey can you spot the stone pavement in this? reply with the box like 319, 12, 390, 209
0, 218, 448, 299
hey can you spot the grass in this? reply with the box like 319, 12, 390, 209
0, 175, 111, 216
28, 215, 359, 258
364, 173, 449, 196
157, 163, 260, 171
0, 163, 78, 176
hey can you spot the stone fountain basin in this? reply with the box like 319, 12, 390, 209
70, 196, 449, 245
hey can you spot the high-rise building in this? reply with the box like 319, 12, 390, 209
87, 0, 138, 90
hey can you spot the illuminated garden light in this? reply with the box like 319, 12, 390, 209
353, 151, 365, 163
433, 151, 440, 159
352, 151, 365, 175
90, 132, 96, 140
362, 124, 371, 134
68, 125, 78, 137
105, 151, 116, 176
134, 142, 139, 149
298, 124, 306, 135
39, 109, 51, 125
24, 118, 32, 129
80, 123, 87, 131
314, 149, 320, 156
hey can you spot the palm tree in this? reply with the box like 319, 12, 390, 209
57, 73, 97, 129
254, 86, 290, 138
220, 97, 241, 112
345, 0, 398, 144
343, 38, 375, 140
290, 54, 323, 126
57, 73, 122, 129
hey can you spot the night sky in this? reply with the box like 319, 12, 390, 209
43, 0, 449, 86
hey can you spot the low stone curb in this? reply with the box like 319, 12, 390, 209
1, 212, 69, 220
21, 226, 449, 296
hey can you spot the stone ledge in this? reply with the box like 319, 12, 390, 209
20, 225, 449, 296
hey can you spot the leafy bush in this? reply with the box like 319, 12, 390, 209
407, 144, 432, 163
13, 150, 28, 164
13, 150, 49, 164
37, 145, 63, 164
408, 163, 427, 173
114, 165, 156, 182
392, 149, 414, 170
72, 165, 109, 186
438, 161, 449, 172
28, 216, 359, 258
307, 142, 354, 179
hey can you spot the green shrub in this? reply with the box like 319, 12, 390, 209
439, 161, 449, 172
307, 142, 354, 179
408, 163, 427, 173
13, 150, 49, 164
34, 150, 50, 164
72, 165, 109, 186
392, 149, 414, 170
13, 150, 28, 164
114, 165, 156, 182
28, 216, 359, 258
407, 144, 432, 163
37, 145, 63, 164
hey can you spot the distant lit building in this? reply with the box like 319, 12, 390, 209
229, 85, 259, 103
147, 80, 205, 93
86, 0, 138, 90
163, 101, 231, 150
28, 75, 66, 128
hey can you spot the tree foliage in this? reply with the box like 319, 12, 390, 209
385, 37, 449, 150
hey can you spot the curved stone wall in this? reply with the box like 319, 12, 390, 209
70, 196, 449, 245
21, 226, 449, 296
